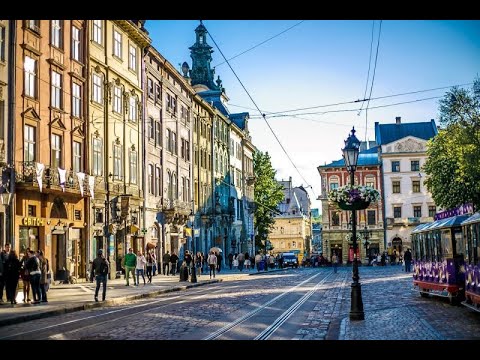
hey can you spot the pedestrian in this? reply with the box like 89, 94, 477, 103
136, 251, 147, 286
332, 253, 338, 273
184, 250, 193, 274
255, 252, 262, 272
19, 248, 31, 303
38, 251, 49, 303
207, 251, 217, 279
123, 248, 137, 286
25, 250, 41, 304
237, 252, 245, 271
0, 243, 11, 303
5, 250, 20, 304
216, 252, 223, 273
404, 248, 413, 273
90, 249, 109, 302
146, 252, 154, 283
163, 251, 171, 275
170, 252, 178, 276
151, 251, 157, 276
228, 253, 234, 270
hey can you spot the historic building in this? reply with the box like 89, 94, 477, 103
375, 117, 438, 254
241, 132, 255, 256
269, 177, 312, 264
13, 20, 89, 281
311, 208, 322, 253
318, 144, 385, 264
87, 20, 150, 277
0, 20, 14, 248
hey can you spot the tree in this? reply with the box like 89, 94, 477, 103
253, 151, 284, 252
424, 78, 480, 210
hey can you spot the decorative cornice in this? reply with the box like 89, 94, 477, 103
47, 58, 66, 71
114, 20, 151, 48
68, 71, 86, 83
20, 43, 42, 57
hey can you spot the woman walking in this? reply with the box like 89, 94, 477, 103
145, 252, 154, 284
5, 250, 21, 304
207, 251, 217, 279
20, 248, 31, 303
136, 251, 147, 285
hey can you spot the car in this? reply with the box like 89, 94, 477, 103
281, 253, 299, 268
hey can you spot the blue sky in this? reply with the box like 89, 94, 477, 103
146, 20, 480, 212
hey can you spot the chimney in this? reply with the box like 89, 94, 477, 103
395, 116, 401, 124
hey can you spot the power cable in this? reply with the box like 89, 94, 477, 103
213, 21, 306, 68
205, 22, 317, 200
357, 20, 375, 115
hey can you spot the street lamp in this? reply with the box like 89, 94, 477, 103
342, 127, 364, 321
189, 210, 197, 283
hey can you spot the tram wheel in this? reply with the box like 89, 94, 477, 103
420, 289, 429, 298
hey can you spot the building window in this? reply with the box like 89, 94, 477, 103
72, 26, 81, 62
186, 178, 190, 202
332, 212, 339, 226
428, 206, 436, 218
147, 78, 154, 98
129, 44, 136, 71
155, 166, 161, 197
92, 138, 103, 176
113, 86, 122, 113
367, 210, 376, 225
148, 164, 154, 195
129, 151, 137, 184
24, 56, 37, 98
330, 182, 338, 190
51, 20, 62, 48
155, 84, 161, 103
92, 73, 102, 104
51, 70, 62, 109
113, 144, 122, 180
73, 141, 82, 173
393, 206, 402, 218
182, 177, 187, 202
74, 210, 82, 221
172, 173, 177, 199
171, 132, 177, 155
166, 129, 171, 152
392, 181, 400, 194
413, 205, 422, 218
113, 29, 122, 58
392, 161, 400, 172
412, 180, 421, 193
166, 172, 171, 200
147, 117, 154, 139
0, 101, 4, 140
155, 121, 161, 146
28, 205, 37, 217
129, 97, 137, 122
95, 209, 104, 223
26, 20, 40, 34
411, 160, 420, 172
51, 134, 62, 168
93, 20, 102, 45
0, 26, 5, 62
72, 83, 82, 118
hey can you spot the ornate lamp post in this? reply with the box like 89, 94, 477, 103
342, 127, 364, 321
189, 210, 197, 283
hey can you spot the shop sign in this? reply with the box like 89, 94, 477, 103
434, 203, 474, 220
22, 217, 45, 226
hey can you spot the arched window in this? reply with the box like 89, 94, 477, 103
166, 171, 172, 200
148, 164, 154, 195
172, 173, 177, 199
155, 166, 161, 197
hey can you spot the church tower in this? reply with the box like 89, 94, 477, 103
189, 21, 220, 91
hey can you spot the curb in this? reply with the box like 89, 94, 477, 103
248, 268, 292, 275
0, 279, 221, 328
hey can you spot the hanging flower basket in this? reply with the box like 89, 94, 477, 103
337, 200, 371, 211
328, 185, 380, 210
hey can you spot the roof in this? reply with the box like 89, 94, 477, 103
375, 119, 438, 145
412, 214, 471, 233
197, 90, 230, 116
321, 146, 380, 168
461, 212, 480, 226
229, 112, 249, 130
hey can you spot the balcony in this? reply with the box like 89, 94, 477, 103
15, 161, 86, 196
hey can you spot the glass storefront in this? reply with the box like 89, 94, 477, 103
19, 226, 40, 255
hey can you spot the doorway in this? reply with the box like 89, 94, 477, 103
52, 233, 67, 281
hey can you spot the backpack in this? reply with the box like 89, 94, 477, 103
99, 259, 109, 275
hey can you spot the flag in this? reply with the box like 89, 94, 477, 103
88, 176, 95, 199
76, 172, 85, 197
35, 162, 45, 192
58, 168, 66, 192
185, 227, 192, 237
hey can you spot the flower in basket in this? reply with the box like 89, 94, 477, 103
328, 185, 380, 206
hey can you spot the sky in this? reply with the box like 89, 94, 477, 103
146, 20, 480, 213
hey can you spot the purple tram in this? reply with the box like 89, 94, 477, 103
461, 212, 480, 312
411, 214, 470, 305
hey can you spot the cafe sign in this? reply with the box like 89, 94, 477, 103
22, 217, 45, 226
434, 203, 474, 221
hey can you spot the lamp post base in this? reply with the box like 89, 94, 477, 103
350, 282, 365, 321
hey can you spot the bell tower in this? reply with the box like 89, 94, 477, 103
189, 21, 220, 90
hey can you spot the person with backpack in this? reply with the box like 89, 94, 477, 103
90, 249, 109, 302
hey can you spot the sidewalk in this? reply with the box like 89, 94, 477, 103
0, 265, 289, 328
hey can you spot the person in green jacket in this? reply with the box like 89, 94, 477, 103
123, 248, 137, 286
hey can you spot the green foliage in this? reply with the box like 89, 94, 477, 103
253, 151, 285, 252
423, 78, 480, 210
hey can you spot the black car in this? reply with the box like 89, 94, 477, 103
281, 253, 298, 268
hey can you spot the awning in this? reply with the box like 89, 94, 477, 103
413, 214, 471, 233
461, 212, 480, 226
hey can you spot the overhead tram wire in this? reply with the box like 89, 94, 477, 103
357, 20, 376, 116
213, 20, 306, 68
364, 20, 383, 142
204, 22, 317, 199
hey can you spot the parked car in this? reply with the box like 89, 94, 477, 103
281, 253, 299, 268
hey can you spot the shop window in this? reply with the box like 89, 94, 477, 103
28, 205, 36, 217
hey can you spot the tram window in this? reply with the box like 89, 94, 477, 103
434, 231, 442, 262
425, 233, 431, 261
441, 229, 453, 258
420, 233, 426, 260
474, 223, 479, 265
454, 228, 464, 257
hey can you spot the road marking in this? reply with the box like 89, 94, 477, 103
204, 271, 325, 340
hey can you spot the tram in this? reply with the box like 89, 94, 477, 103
411, 214, 470, 304
461, 212, 480, 312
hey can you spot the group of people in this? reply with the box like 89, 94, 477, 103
0, 243, 50, 305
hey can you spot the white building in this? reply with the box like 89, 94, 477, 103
375, 116, 438, 254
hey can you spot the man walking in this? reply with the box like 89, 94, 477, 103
0, 243, 11, 303
163, 251, 171, 275
404, 248, 413, 272
124, 248, 137, 286
90, 249, 109, 301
